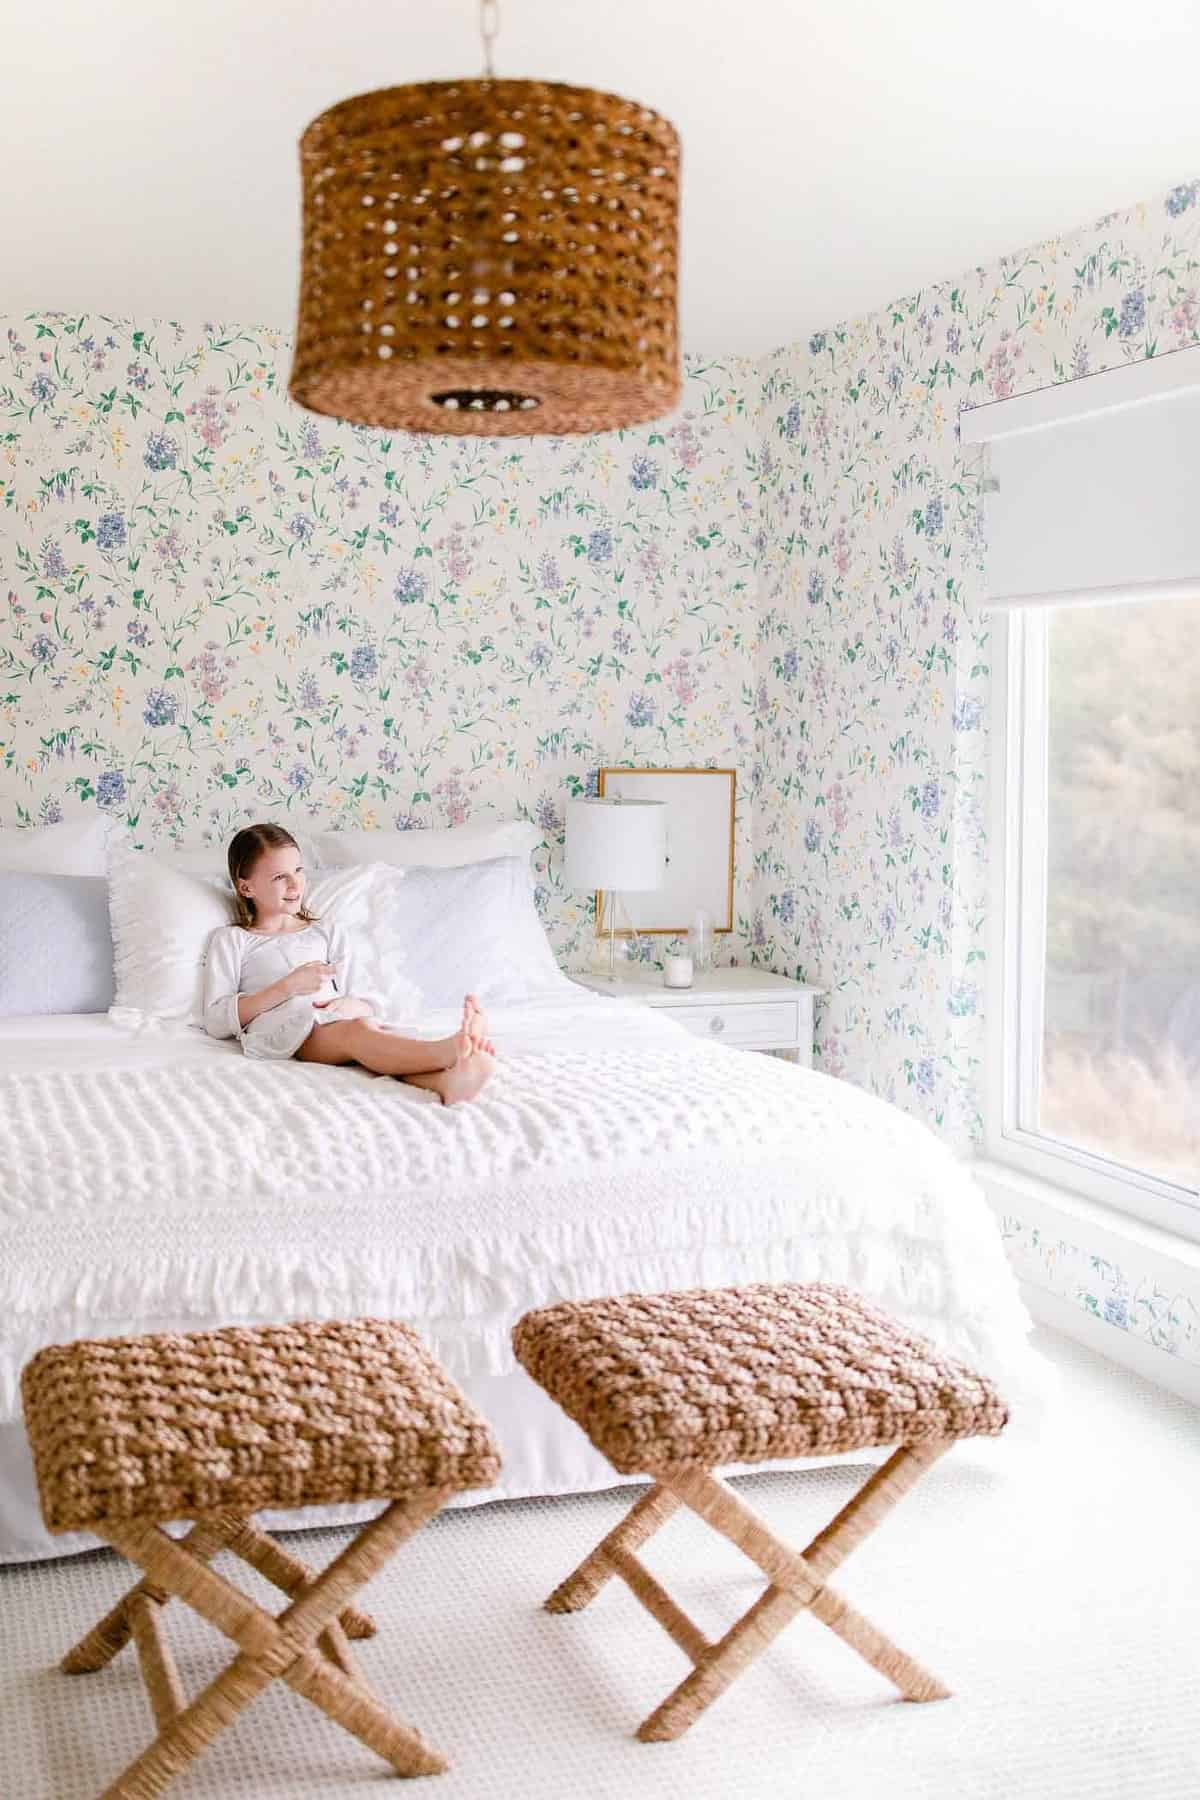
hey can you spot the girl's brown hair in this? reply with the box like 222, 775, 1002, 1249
227, 823, 316, 927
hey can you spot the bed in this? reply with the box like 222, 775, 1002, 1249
0, 988, 1048, 1564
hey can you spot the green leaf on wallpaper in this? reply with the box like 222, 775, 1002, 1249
97, 646, 116, 672
71, 777, 95, 801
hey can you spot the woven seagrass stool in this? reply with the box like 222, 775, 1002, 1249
513, 1281, 1008, 1742
21, 1318, 501, 1797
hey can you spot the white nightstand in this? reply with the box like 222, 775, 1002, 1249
573, 967, 821, 1067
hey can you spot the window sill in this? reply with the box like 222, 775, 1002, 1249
972, 1154, 1200, 1406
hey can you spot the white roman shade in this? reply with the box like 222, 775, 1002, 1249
961, 348, 1200, 611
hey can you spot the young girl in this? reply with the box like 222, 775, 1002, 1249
203, 822, 496, 1104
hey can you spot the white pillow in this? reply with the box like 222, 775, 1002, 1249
365, 855, 568, 1011
108, 844, 237, 1026
316, 819, 539, 870
0, 815, 110, 876
107, 848, 423, 1028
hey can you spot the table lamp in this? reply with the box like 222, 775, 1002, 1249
565, 798, 666, 983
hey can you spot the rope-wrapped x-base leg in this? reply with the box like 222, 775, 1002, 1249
67, 1492, 453, 1799
543, 1441, 953, 1743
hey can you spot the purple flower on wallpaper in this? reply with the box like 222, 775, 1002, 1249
1165, 182, 1198, 217
142, 687, 178, 727
537, 553, 563, 593
612, 627, 632, 656
881, 902, 898, 939
784, 401, 803, 440
803, 818, 822, 854
143, 432, 178, 472
300, 423, 323, 460
945, 324, 962, 356
777, 889, 795, 925
379, 501, 401, 528
96, 770, 126, 809
626, 691, 655, 729
350, 644, 378, 683
913, 1057, 937, 1096
1103, 1294, 1130, 1329
1118, 288, 1146, 338
96, 512, 127, 551
42, 542, 68, 582
752, 913, 767, 948
393, 566, 428, 606
30, 634, 57, 664
587, 528, 613, 564
536, 793, 562, 835
629, 456, 658, 491
296, 672, 322, 710
887, 363, 903, 393
528, 641, 552, 670
583, 769, 600, 798
953, 695, 983, 732
942, 611, 958, 644
920, 779, 941, 819
807, 569, 825, 606
287, 763, 312, 791
892, 536, 909, 581
127, 361, 150, 390
808, 331, 827, 355
30, 373, 57, 404
289, 513, 315, 543
924, 495, 943, 537
377, 748, 400, 774
127, 619, 150, 647
781, 647, 799, 683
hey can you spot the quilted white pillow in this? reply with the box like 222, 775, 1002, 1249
0, 814, 110, 876
107, 848, 423, 1029
316, 818, 539, 871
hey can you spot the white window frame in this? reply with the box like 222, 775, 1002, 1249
987, 606, 1200, 1244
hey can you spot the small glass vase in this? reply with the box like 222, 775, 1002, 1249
687, 909, 714, 975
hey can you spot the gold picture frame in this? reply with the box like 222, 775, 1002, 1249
596, 766, 736, 936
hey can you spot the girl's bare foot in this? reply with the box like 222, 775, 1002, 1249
403, 1005, 497, 1104
462, 992, 494, 1055
428, 1045, 495, 1105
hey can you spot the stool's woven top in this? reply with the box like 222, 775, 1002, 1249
513, 1282, 1008, 1474
22, 1318, 501, 1534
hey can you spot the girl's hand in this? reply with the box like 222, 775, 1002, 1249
283, 960, 336, 998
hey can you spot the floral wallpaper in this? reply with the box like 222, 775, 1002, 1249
3, 173, 1199, 1366
0, 324, 759, 970
749, 175, 1200, 1143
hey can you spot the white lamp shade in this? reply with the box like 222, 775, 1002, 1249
565, 799, 666, 892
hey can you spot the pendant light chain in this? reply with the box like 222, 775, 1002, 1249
480, 0, 501, 77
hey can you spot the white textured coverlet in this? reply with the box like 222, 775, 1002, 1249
0, 996, 1042, 1437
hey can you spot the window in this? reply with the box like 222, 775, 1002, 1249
994, 600, 1200, 1239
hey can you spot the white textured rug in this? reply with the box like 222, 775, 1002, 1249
3, 1329, 1198, 1800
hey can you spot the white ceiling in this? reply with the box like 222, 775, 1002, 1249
4, 0, 1199, 357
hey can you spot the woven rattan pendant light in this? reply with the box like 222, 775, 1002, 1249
289, 2, 681, 437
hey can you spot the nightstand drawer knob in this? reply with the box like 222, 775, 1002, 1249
708, 1014, 726, 1034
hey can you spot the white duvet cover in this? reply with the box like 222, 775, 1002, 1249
0, 992, 1046, 1561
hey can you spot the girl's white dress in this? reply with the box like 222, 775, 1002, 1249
203, 920, 357, 1060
